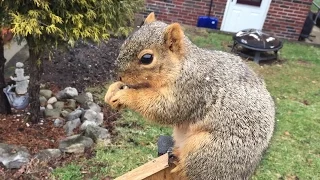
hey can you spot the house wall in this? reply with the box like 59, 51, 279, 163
142, 0, 313, 40
142, 0, 227, 28
263, 0, 313, 40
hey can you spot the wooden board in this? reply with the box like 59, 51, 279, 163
114, 154, 184, 180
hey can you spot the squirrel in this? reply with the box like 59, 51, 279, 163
105, 12, 275, 180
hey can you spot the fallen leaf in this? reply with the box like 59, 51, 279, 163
285, 175, 299, 180
284, 131, 290, 136
13, 165, 26, 178
302, 100, 310, 105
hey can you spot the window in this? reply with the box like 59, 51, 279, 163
237, 0, 262, 7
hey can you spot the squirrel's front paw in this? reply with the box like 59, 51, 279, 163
105, 82, 129, 110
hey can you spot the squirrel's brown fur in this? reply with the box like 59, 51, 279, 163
105, 12, 275, 180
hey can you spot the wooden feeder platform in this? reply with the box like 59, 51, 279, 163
114, 153, 184, 180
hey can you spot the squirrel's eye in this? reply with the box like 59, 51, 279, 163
140, 54, 153, 65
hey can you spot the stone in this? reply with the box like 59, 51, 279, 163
56, 87, 78, 100
86, 92, 93, 102
82, 109, 97, 122
84, 125, 111, 144
63, 144, 85, 154
66, 109, 83, 121
40, 89, 52, 99
80, 121, 98, 131
0, 143, 30, 169
46, 104, 53, 110
63, 118, 81, 136
39, 96, 47, 107
47, 97, 57, 104
96, 112, 104, 125
34, 149, 61, 161
75, 92, 93, 105
56, 90, 66, 100
54, 118, 64, 127
65, 99, 76, 110
61, 110, 70, 118
64, 109, 74, 113
59, 135, 93, 153
44, 109, 61, 118
53, 101, 65, 110
65, 87, 78, 98
83, 101, 101, 113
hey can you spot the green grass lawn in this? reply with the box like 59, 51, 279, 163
53, 28, 320, 180
311, 0, 320, 13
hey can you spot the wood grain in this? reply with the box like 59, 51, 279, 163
114, 154, 184, 180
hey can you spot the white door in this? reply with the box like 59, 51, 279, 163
221, 0, 272, 33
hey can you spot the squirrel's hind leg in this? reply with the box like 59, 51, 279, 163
170, 130, 212, 179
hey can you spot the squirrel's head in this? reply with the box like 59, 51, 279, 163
115, 12, 185, 89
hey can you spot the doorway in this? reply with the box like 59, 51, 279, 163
221, 0, 272, 33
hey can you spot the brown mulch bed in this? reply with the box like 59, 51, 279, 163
0, 113, 66, 155
0, 105, 119, 179
1, 38, 124, 179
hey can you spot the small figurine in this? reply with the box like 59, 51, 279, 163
10, 62, 29, 95
3, 62, 30, 110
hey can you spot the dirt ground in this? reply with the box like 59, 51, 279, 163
40, 38, 124, 91
1, 38, 124, 179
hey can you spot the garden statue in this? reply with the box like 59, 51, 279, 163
10, 62, 29, 95
3, 62, 29, 110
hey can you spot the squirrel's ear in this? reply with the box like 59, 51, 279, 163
144, 12, 156, 24
164, 23, 184, 55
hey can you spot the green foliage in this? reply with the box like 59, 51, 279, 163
280, 42, 320, 65
52, 164, 84, 180
1, 0, 144, 49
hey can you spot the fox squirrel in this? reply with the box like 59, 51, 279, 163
105, 12, 275, 180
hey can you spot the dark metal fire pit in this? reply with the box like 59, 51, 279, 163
231, 29, 283, 63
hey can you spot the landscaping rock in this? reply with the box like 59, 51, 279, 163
53, 101, 65, 110
82, 109, 97, 122
86, 92, 93, 101
56, 87, 78, 100
96, 112, 104, 125
0, 143, 30, 169
65, 99, 76, 110
84, 101, 101, 113
61, 143, 85, 154
84, 125, 111, 144
59, 135, 93, 153
39, 96, 47, 107
63, 118, 81, 136
40, 89, 52, 99
61, 110, 70, 118
75, 92, 93, 105
47, 97, 57, 104
54, 118, 64, 127
66, 109, 83, 121
56, 90, 66, 100
34, 149, 61, 161
44, 109, 61, 118
65, 87, 78, 98
80, 121, 98, 131
64, 108, 74, 113
46, 104, 53, 110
